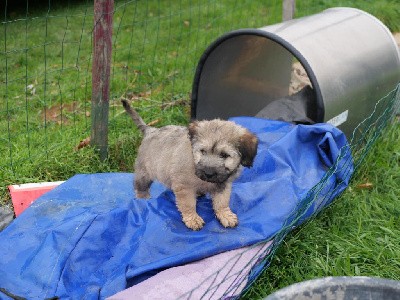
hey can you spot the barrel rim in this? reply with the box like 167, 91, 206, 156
190, 28, 325, 122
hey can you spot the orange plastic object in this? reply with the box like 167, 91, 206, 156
8, 181, 64, 217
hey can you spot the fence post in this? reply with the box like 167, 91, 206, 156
282, 0, 295, 21
91, 0, 113, 160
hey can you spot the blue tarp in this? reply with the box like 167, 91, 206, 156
0, 117, 353, 299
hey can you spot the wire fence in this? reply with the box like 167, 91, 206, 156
2, 0, 398, 184
0, 1, 281, 171
1, 0, 283, 185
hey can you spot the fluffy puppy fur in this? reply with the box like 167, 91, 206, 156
122, 99, 258, 230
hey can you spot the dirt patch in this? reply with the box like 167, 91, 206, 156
393, 32, 400, 48
289, 62, 311, 95
41, 101, 80, 125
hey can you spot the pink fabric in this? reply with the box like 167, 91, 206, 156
108, 241, 272, 300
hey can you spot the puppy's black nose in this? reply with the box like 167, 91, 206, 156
203, 168, 217, 179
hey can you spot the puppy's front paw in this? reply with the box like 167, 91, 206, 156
216, 208, 238, 228
182, 213, 205, 231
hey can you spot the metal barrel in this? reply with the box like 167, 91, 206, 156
265, 276, 400, 300
191, 7, 400, 137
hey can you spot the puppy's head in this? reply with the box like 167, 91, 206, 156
188, 119, 258, 184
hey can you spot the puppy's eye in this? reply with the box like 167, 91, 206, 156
200, 149, 206, 155
219, 152, 230, 159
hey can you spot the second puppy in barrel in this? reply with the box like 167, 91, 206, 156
122, 99, 258, 230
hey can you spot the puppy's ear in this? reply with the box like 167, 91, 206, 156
188, 121, 199, 141
238, 131, 258, 167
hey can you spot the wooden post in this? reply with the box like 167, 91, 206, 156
282, 0, 295, 21
91, 0, 113, 160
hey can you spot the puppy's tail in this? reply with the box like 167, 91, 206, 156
121, 99, 149, 133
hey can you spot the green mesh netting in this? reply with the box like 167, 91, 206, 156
179, 84, 400, 299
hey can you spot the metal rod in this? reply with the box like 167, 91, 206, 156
91, 0, 113, 160
282, 0, 295, 21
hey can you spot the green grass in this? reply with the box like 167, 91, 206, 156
1, 0, 282, 205
1, 0, 400, 298
297, 0, 400, 32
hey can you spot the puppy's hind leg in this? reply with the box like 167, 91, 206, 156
173, 185, 205, 230
134, 172, 152, 199
212, 183, 238, 228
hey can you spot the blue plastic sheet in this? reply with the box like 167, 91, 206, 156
0, 118, 353, 299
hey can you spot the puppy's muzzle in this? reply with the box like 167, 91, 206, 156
195, 167, 229, 184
